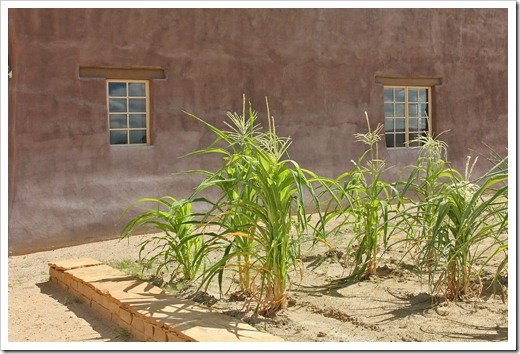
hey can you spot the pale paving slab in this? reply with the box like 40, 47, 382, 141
48, 258, 103, 271
49, 259, 283, 342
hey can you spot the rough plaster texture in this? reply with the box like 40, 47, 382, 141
48, 258, 283, 342
8, 8, 508, 254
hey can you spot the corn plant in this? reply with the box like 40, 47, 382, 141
120, 197, 205, 284
429, 159, 507, 300
476, 146, 509, 297
181, 97, 263, 295
393, 133, 454, 266
168, 97, 327, 316
325, 113, 400, 285
395, 133, 508, 300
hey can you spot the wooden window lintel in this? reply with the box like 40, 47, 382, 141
80, 67, 165, 80
375, 76, 442, 87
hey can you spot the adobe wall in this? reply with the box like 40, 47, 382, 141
8, 8, 508, 255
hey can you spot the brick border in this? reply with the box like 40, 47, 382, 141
48, 259, 283, 342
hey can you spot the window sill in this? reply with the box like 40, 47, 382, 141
109, 144, 154, 149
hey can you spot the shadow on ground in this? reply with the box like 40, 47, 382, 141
36, 281, 134, 342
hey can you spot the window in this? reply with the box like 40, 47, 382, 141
384, 86, 431, 148
106, 80, 149, 145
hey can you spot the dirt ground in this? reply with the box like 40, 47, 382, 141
7, 228, 508, 346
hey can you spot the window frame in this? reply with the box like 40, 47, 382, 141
106, 79, 150, 146
383, 85, 432, 149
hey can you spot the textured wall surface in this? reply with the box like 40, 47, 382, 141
8, 8, 508, 255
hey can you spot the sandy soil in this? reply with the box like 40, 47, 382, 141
7, 229, 508, 345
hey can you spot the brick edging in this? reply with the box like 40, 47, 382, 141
48, 259, 283, 342
49, 263, 191, 342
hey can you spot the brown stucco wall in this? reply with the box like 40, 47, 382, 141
8, 8, 508, 255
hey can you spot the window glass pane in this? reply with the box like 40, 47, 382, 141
395, 133, 405, 147
419, 118, 428, 131
129, 114, 146, 128
395, 88, 405, 102
129, 130, 147, 144
109, 98, 127, 112
109, 114, 127, 128
419, 88, 428, 102
408, 117, 418, 131
395, 118, 405, 132
395, 103, 405, 117
128, 83, 146, 97
110, 130, 127, 144
420, 103, 429, 117
385, 134, 394, 148
129, 98, 146, 112
384, 103, 394, 117
108, 82, 127, 97
408, 88, 418, 102
384, 88, 394, 102
408, 104, 418, 117
384, 119, 394, 132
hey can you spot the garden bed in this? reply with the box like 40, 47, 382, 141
7, 228, 508, 344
